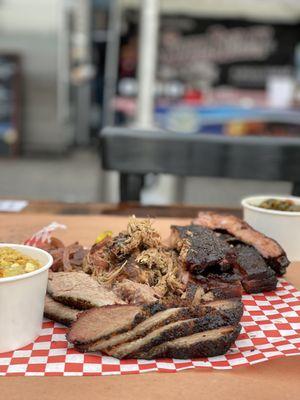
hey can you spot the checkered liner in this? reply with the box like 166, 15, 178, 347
1, 224, 300, 376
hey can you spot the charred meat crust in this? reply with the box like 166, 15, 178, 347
177, 222, 279, 294
139, 324, 241, 359
194, 212, 289, 275
109, 318, 212, 359
110, 303, 243, 359
233, 244, 278, 293
48, 296, 96, 310
207, 284, 242, 301
67, 305, 143, 345
242, 276, 278, 293
234, 244, 275, 280
188, 275, 243, 303
266, 256, 289, 276
44, 295, 81, 326
202, 299, 243, 325
44, 313, 75, 327
171, 225, 235, 274
67, 303, 166, 346
76, 306, 193, 352
72, 300, 243, 356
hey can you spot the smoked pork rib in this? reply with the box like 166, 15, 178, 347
186, 274, 242, 303
234, 244, 277, 293
170, 225, 235, 274
214, 231, 278, 293
139, 325, 241, 360
194, 212, 289, 275
172, 221, 279, 294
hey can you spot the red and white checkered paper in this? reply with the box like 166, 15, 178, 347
1, 223, 300, 376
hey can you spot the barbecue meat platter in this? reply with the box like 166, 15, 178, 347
41, 213, 290, 360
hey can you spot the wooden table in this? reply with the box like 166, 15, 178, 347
2, 199, 241, 219
1, 212, 300, 400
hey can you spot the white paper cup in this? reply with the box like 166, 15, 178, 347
242, 195, 300, 262
0, 244, 53, 353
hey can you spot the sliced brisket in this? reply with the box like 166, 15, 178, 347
139, 324, 241, 359
107, 300, 243, 358
47, 271, 125, 310
77, 306, 192, 352
107, 318, 218, 359
67, 303, 165, 346
44, 294, 81, 326
69, 299, 243, 359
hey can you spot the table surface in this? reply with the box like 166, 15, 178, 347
1, 211, 300, 400
2, 198, 241, 218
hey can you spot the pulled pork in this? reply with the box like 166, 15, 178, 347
38, 237, 88, 273
84, 217, 186, 298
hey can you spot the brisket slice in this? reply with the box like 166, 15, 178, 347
234, 244, 277, 293
77, 306, 193, 352
106, 301, 243, 359
194, 212, 289, 275
71, 299, 242, 357
139, 324, 241, 359
67, 303, 165, 346
44, 295, 81, 326
170, 225, 235, 275
47, 271, 125, 310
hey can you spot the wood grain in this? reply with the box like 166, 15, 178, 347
0, 198, 242, 218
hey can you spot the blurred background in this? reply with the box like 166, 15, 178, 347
1, 0, 300, 207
